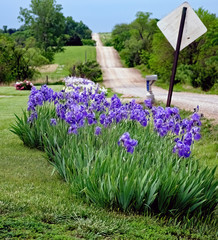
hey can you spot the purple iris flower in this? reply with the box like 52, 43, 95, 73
192, 126, 201, 141
173, 139, 191, 158
25, 83, 202, 159
27, 111, 38, 123
144, 99, 152, 109
191, 112, 201, 126
118, 132, 138, 154
99, 114, 106, 125
68, 124, 78, 135
95, 126, 102, 136
50, 118, 57, 126
184, 132, 193, 146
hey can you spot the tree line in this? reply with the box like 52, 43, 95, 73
0, 0, 94, 84
107, 9, 218, 91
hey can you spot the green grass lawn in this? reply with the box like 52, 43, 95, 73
0, 86, 217, 239
54, 46, 96, 66
38, 46, 96, 82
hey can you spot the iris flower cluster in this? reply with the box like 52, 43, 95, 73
27, 79, 201, 157
118, 132, 138, 154
64, 76, 107, 95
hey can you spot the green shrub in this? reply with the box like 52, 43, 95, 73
69, 60, 102, 82
82, 39, 96, 46
175, 64, 194, 84
191, 60, 218, 91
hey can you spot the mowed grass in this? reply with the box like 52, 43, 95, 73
55, 46, 96, 65
38, 46, 96, 82
0, 86, 217, 239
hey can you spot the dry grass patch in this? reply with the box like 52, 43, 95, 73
37, 64, 59, 73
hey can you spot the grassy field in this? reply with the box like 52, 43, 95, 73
0, 85, 217, 239
38, 46, 96, 83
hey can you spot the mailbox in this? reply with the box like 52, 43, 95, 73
145, 75, 157, 103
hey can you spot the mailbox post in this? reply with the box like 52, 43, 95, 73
145, 75, 157, 103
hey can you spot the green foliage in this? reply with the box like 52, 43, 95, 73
178, 8, 218, 91
149, 31, 174, 82
99, 32, 113, 46
120, 37, 143, 67
0, 35, 14, 83
0, 34, 48, 83
111, 23, 131, 52
69, 60, 102, 82
19, 0, 66, 62
82, 39, 96, 46
74, 20, 92, 40
111, 8, 218, 91
153, 8, 218, 90
175, 64, 194, 84
0, 25, 17, 35
11, 99, 217, 217
0, 86, 217, 239
64, 16, 92, 46
111, 12, 158, 67
2, 3, 93, 57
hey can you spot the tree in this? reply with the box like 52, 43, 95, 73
112, 12, 158, 67
63, 17, 84, 46
75, 21, 92, 39
3, 25, 7, 33
64, 17, 92, 46
0, 34, 48, 84
64, 16, 77, 36
130, 12, 152, 41
18, 0, 65, 62
189, 8, 218, 90
149, 31, 174, 82
112, 24, 131, 52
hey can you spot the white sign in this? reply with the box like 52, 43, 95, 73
157, 2, 207, 51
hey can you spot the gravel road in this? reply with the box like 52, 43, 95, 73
92, 33, 218, 124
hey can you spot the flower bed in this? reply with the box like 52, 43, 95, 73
11, 79, 217, 216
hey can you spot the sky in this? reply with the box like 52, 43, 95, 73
0, 0, 217, 33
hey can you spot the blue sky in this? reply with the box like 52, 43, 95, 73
0, 0, 217, 32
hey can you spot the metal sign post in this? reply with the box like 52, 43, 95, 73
166, 7, 187, 107
157, 2, 207, 107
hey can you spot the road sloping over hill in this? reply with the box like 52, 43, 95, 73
92, 33, 218, 123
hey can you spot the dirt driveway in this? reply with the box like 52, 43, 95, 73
92, 33, 218, 124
